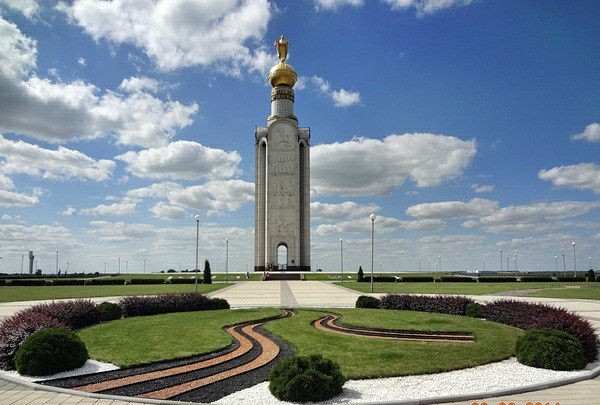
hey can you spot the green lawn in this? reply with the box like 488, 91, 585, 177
336, 281, 593, 297
79, 307, 520, 378
0, 283, 226, 303
527, 284, 600, 300
78, 308, 281, 367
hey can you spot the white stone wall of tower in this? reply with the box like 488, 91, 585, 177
254, 140, 266, 269
301, 142, 311, 266
271, 98, 294, 118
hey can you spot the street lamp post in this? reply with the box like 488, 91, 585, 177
369, 213, 376, 293
514, 252, 518, 273
439, 255, 442, 273
20, 254, 24, 274
225, 237, 229, 284
195, 214, 201, 293
428, 259, 431, 272
555, 256, 558, 273
500, 249, 503, 272
482, 260, 485, 272
55, 250, 59, 275
126, 260, 128, 274
418, 256, 421, 272
572, 242, 576, 276
118, 256, 121, 273
339, 238, 344, 283
589, 256, 592, 270
143, 258, 146, 273
562, 254, 566, 276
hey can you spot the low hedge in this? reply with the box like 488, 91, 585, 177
483, 299, 598, 362
466, 302, 485, 318
169, 278, 202, 284
51, 279, 86, 286
119, 293, 229, 317
515, 328, 586, 371
360, 276, 396, 283
520, 276, 554, 282
14, 328, 88, 376
8, 279, 48, 286
129, 278, 166, 285
85, 278, 126, 285
477, 277, 518, 283
355, 296, 381, 309
380, 294, 474, 316
0, 279, 6, 286
25, 300, 99, 329
439, 276, 475, 282
269, 354, 345, 402
557, 276, 586, 282
401, 276, 435, 282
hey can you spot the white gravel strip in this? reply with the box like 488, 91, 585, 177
215, 357, 600, 404
0, 359, 119, 384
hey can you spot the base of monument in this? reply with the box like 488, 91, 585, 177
254, 266, 311, 272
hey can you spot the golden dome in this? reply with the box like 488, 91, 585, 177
268, 61, 297, 88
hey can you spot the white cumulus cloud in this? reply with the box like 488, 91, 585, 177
538, 163, 600, 194
315, 0, 364, 11
312, 133, 476, 196
116, 141, 241, 181
167, 180, 254, 215
304, 76, 361, 108
383, 0, 473, 16
331, 89, 361, 107
571, 123, 600, 143
471, 184, 495, 193
149, 202, 187, 221
311, 201, 380, 221
58, 0, 272, 74
0, 0, 39, 18
80, 199, 138, 217
406, 198, 499, 219
0, 135, 115, 181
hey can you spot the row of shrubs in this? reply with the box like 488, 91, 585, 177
356, 294, 598, 368
356, 275, 590, 283
0, 277, 204, 286
0, 292, 229, 373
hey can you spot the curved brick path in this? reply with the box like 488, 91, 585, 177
313, 313, 475, 342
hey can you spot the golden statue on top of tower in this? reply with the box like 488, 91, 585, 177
275, 35, 290, 62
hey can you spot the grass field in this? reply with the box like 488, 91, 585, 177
335, 280, 599, 298
78, 308, 281, 367
79, 308, 520, 378
0, 283, 226, 303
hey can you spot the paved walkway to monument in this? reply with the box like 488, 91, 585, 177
1, 280, 599, 405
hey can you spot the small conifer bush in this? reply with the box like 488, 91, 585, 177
96, 302, 122, 322
269, 354, 345, 402
14, 328, 88, 376
515, 328, 586, 371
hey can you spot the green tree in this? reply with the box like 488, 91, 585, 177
203, 259, 212, 284
357, 266, 364, 282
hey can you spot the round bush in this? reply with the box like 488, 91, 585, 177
14, 328, 89, 376
355, 295, 381, 309
269, 354, 345, 402
515, 328, 586, 371
96, 302, 122, 322
466, 302, 484, 318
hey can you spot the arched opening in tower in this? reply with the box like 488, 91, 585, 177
277, 244, 288, 270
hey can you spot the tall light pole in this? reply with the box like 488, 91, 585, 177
369, 213, 376, 293
118, 256, 121, 273
104, 261, 106, 273
572, 241, 576, 276
339, 237, 344, 283
555, 256, 558, 273
66, 260, 69, 274
195, 214, 201, 293
514, 252, 517, 273
126, 260, 128, 274
562, 254, 566, 276
55, 250, 59, 274
428, 259, 431, 272
418, 256, 421, 272
225, 237, 229, 284
589, 256, 592, 270
143, 258, 146, 274
439, 255, 442, 272
500, 249, 503, 272
20, 254, 24, 274
482, 260, 485, 272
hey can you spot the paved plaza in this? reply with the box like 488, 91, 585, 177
1, 280, 599, 404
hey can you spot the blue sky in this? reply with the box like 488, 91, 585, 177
0, 0, 598, 274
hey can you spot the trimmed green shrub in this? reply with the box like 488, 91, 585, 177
51, 279, 86, 286
380, 294, 474, 316
520, 276, 554, 282
515, 328, 586, 371
557, 276, 586, 282
466, 302, 484, 318
439, 276, 475, 282
14, 328, 88, 376
0, 279, 7, 286
119, 293, 229, 317
129, 278, 165, 285
357, 266, 364, 282
477, 277, 518, 282
96, 302, 122, 322
85, 278, 125, 285
203, 259, 212, 284
401, 276, 435, 282
361, 276, 395, 283
8, 279, 47, 286
355, 296, 381, 309
169, 277, 201, 284
269, 354, 345, 402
